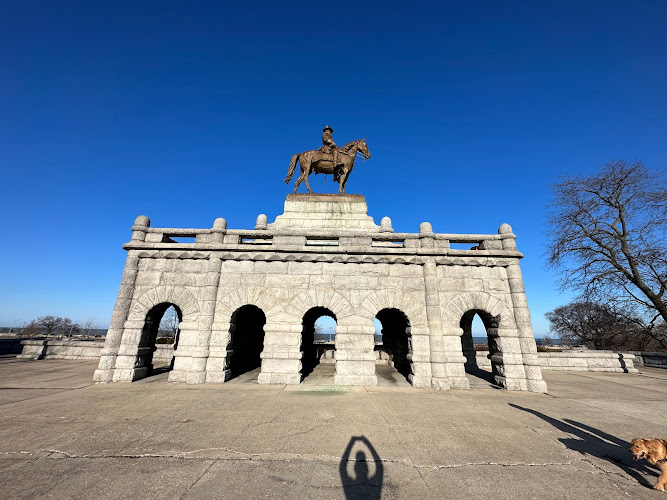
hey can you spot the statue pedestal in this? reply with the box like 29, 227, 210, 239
269, 194, 380, 233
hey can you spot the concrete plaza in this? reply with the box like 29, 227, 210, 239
0, 355, 665, 499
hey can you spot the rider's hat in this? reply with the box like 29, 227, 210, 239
323, 125, 333, 133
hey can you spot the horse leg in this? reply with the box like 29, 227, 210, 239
304, 164, 314, 193
293, 165, 305, 193
338, 168, 349, 194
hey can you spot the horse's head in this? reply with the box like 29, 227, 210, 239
356, 138, 371, 160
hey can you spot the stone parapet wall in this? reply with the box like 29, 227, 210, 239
17, 340, 104, 360
0, 338, 23, 355
18, 341, 648, 375
476, 350, 638, 373
17, 340, 175, 362
624, 351, 667, 369
314, 345, 391, 364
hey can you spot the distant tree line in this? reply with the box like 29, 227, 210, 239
545, 160, 667, 351
19, 316, 100, 337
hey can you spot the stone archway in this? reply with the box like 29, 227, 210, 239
112, 286, 200, 382
375, 308, 412, 383
137, 302, 182, 378
440, 292, 528, 391
226, 304, 267, 381
300, 307, 337, 381
460, 309, 501, 387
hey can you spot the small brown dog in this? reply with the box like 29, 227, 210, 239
630, 438, 667, 491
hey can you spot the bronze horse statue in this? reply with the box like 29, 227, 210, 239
284, 139, 371, 194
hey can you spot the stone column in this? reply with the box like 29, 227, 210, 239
205, 318, 232, 383
505, 262, 548, 393
257, 323, 303, 385
94, 242, 143, 383
407, 326, 432, 388
422, 256, 469, 390
460, 320, 477, 370
334, 318, 377, 386
169, 257, 221, 384
486, 322, 527, 390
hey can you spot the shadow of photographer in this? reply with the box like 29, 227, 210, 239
509, 403, 659, 489
339, 436, 384, 500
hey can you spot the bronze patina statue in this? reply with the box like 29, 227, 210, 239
284, 126, 371, 194
320, 125, 340, 180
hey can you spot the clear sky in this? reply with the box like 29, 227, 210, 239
2, 1, 666, 336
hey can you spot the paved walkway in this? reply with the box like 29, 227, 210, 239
1, 356, 666, 499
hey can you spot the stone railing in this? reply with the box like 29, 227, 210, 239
476, 350, 638, 373
624, 351, 667, 369
0, 338, 24, 354
17, 340, 174, 362
125, 215, 522, 256
17, 339, 105, 360
17, 341, 649, 374
314, 345, 391, 364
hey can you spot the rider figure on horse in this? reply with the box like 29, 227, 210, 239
321, 125, 341, 181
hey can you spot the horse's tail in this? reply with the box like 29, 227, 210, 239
285, 153, 299, 183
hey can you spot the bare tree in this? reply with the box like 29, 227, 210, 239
545, 302, 660, 350
21, 321, 44, 338
547, 160, 667, 348
79, 318, 99, 337
30, 316, 61, 335
58, 318, 80, 337
24, 316, 80, 337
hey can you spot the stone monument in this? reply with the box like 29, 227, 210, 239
93, 129, 546, 392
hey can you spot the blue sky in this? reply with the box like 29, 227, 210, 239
2, 1, 666, 336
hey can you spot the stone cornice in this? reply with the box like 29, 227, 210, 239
127, 246, 521, 267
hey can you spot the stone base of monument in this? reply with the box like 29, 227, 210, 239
269, 193, 379, 233
89, 192, 549, 392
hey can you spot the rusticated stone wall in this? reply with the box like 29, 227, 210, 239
92, 194, 548, 392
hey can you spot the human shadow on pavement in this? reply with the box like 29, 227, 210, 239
509, 403, 659, 489
339, 436, 383, 500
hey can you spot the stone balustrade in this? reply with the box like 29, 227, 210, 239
17, 340, 174, 362
130, 225, 519, 257
476, 350, 638, 373
624, 351, 667, 369
18, 341, 653, 376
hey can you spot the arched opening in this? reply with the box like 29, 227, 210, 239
460, 310, 501, 388
226, 305, 266, 381
375, 308, 412, 385
300, 307, 337, 382
139, 302, 182, 378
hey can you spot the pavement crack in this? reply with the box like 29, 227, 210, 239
177, 384, 287, 499
422, 459, 580, 470
580, 457, 635, 497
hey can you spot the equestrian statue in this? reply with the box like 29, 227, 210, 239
284, 126, 371, 194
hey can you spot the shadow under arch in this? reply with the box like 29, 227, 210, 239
227, 304, 266, 380
509, 403, 659, 490
375, 308, 412, 382
339, 436, 383, 500
300, 306, 337, 380
139, 302, 182, 378
460, 309, 501, 387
